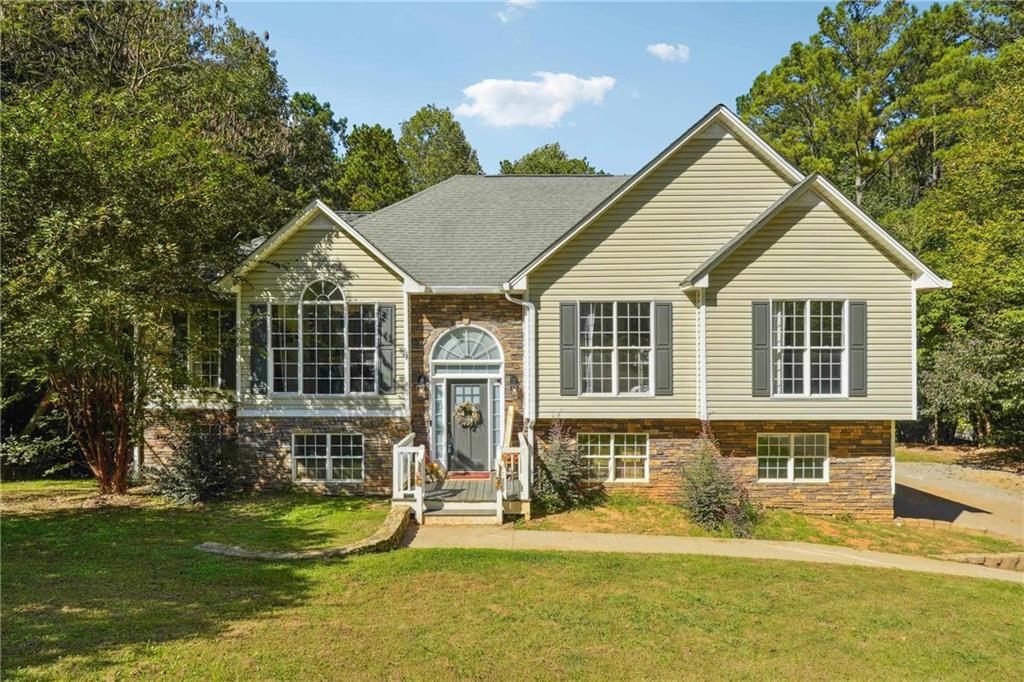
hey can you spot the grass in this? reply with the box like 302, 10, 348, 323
1, 480, 389, 552
896, 443, 1024, 473
519, 493, 1023, 557
3, 482, 1024, 680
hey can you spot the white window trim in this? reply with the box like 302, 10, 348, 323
187, 311, 223, 390
755, 432, 830, 483
266, 283, 380, 398
577, 300, 656, 398
578, 432, 651, 483
290, 431, 365, 484
769, 298, 849, 399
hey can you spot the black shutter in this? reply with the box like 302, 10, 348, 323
171, 312, 188, 388
751, 301, 770, 397
220, 309, 237, 391
849, 301, 867, 397
654, 301, 673, 395
378, 303, 396, 394
249, 303, 268, 395
559, 302, 578, 396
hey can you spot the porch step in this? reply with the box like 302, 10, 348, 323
421, 510, 501, 526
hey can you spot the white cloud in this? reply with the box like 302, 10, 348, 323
646, 43, 691, 63
497, 0, 537, 23
455, 72, 615, 128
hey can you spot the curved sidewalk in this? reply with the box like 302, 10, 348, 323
403, 525, 1023, 583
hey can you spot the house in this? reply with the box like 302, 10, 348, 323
142, 104, 950, 523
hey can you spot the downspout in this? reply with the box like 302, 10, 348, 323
503, 289, 535, 444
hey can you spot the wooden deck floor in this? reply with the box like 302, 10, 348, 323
423, 476, 523, 502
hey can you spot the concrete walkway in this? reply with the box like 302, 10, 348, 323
896, 462, 1023, 541
403, 525, 1023, 583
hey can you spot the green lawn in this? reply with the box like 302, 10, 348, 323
520, 493, 1022, 557
3, 482, 1023, 680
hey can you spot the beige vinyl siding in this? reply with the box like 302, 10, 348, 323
705, 191, 914, 419
531, 123, 792, 418
238, 213, 407, 411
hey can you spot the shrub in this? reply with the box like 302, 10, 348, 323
534, 420, 604, 513
679, 426, 761, 537
152, 424, 248, 504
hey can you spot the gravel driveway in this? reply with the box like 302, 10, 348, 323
896, 462, 1023, 541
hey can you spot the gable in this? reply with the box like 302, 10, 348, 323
242, 212, 405, 300
216, 201, 414, 292
509, 105, 803, 289
528, 120, 795, 294
684, 175, 951, 291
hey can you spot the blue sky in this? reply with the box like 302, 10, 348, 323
227, 2, 833, 174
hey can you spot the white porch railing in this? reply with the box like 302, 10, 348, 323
392, 433, 424, 524
495, 431, 533, 522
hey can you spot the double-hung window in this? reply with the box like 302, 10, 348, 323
268, 281, 378, 395
292, 433, 365, 482
771, 300, 846, 396
189, 311, 222, 389
578, 433, 649, 482
579, 301, 652, 395
756, 433, 828, 482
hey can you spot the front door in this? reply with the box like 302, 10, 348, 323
448, 380, 489, 471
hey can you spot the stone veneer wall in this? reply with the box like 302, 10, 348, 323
409, 294, 526, 460
533, 418, 894, 519
142, 409, 236, 470
236, 416, 409, 495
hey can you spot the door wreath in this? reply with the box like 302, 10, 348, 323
454, 401, 482, 429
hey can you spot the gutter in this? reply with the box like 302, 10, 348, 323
503, 289, 536, 445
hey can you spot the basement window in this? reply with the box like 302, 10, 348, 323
756, 433, 828, 482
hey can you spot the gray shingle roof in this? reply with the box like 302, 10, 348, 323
342, 175, 629, 287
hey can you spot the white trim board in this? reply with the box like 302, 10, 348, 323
237, 407, 409, 418
505, 104, 805, 290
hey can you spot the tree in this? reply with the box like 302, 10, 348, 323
499, 143, 603, 175
398, 104, 481, 192
895, 39, 1024, 444
337, 124, 412, 211
1, 1, 341, 492
738, 0, 914, 207
273, 92, 347, 207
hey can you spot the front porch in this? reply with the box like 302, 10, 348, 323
392, 433, 532, 524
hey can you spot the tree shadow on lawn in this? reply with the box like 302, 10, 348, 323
0, 498, 352, 676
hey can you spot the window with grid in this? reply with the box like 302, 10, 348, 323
579, 302, 652, 395
577, 433, 649, 482
293, 433, 329, 481
617, 303, 651, 394
293, 433, 364, 482
757, 433, 828, 482
329, 434, 364, 481
810, 301, 844, 395
347, 304, 377, 393
772, 300, 845, 396
271, 304, 299, 393
301, 281, 345, 395
189, 311, 221, 388
579, 302, 614, 394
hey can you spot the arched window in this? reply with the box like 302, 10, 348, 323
301, 281, 346, 394
268, 280, 380, 396
431, 326, 503, 362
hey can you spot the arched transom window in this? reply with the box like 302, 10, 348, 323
431, 326, 502, 363
268, 280, 378, 395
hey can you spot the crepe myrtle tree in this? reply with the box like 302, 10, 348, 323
1, 91, 262, 494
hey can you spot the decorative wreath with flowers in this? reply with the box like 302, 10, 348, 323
454, 401, 483, 429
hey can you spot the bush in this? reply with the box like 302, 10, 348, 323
151, 425, 248, 504
534, 420, 604, 513
679, 428, 761, 537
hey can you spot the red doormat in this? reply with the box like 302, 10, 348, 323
447, 471, 490, 480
